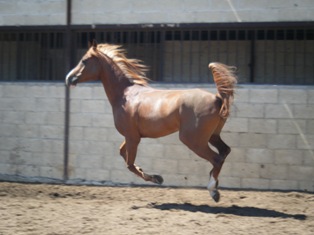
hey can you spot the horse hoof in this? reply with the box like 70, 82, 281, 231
210, 190, 220, 203
152, 175, 164, 185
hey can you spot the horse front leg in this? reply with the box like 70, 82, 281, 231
119, 139, 163, 185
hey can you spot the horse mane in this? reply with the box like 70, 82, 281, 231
96, 44, 149, 85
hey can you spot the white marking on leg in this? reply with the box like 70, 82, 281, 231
207, 174, 217, 192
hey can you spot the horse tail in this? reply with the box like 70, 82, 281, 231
209, 62, 237, 119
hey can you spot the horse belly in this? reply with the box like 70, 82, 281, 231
138, 103, 180, 138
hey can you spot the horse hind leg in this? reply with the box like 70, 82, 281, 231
180, 132, 223, 202
207, 134, 231, 201
119, 140, 163, 185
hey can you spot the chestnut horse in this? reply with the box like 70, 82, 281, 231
66, 40, 237, 202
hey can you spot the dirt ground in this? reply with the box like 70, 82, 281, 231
0, 182, 313, 235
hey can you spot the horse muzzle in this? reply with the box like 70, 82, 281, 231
65, 68, 81, 87
66, 75, 80, 87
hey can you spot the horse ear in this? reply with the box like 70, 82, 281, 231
88, 39, 98, 49
92, 39, 97, 49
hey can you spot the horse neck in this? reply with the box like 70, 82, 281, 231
99, 59, 132, 106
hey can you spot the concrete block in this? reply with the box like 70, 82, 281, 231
308, 90, 314, 104
81, 100, 106, 113
16, 164, 40, 177
270, 180, 298, 190
0, 124, 17, 137
277, 119, 306, 134
225, 148, 246, 163
303, 151, 314, 166
40, 166, 63, 179
40, 125, 64, 139
18, 138, 42, 153
307, 120, 314, 134
234, 89, 249, 103
267, 134, 296, 149
48, 13, 66, 25
45, 112, 64, 126
232, 162, 260, 178
76, 141, 106, 155
2, 111, 25, 124
242, 178, 270, 190
178, 159, 208, 175
0, 98, 36, 111
183, 174, 208, 187
158, 133, 180, 145
246, 148, 274, 164
161, 173, 189, 187
70, 113, 93, 127
219, 162, 233, 177
236, 103, 264, 118
248, 119, 277, 134
0, 137, 19, 151
163, 144, 191, 160
105, 128, 124, 142
16, 125, 40, 138
138, 143, 165, 158
2, 84, 26, 98
77, 154, 103, 169
91, 114, 115, 128
288, 166, 314, 181
0, 163, 14, 174
70, 99, 81, 113
297, 135, 314, 150
70, 168, 86, 180
249, 89, 278, 103
0, 151, 10, 164
47, 85, 65, 98
238, 133, 267, 148
220, 133, 240, 147
152, 159, 178, 174
298, 181, 314, 191
92, 87, 107, 100
25, 112, 46, 125
275, 150, 303, 165
224, 117, 248, 133
279, 89, 307, 104
69, 127, 83, 140
134, 156, 154, 172
265, 104, 290, 118
85, 168, 110, 181
41, 139, 64, 154
36, 98, 63, 112
110, 169, 136, 184
37, 153, 63, 167
260, 164, 288, 180
293, 105, 314, 119
83, 127, 108, 141
70, 87, 93, 99
219, 176, 242, 188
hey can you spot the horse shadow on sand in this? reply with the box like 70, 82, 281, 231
145, 203, 306, 220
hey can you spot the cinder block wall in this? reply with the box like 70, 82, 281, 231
1, 0, 314, 26
0, 83, 65, 180
0, 82, 313, 191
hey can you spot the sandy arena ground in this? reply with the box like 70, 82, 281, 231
0, 182, 313, 235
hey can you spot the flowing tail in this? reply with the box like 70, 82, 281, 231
209, 62, 237, 119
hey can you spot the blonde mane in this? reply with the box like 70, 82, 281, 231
96, 44, 149, 85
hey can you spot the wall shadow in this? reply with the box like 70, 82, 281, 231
148, 203, 306, 220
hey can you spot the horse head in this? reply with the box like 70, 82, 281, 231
65, 39, 101, 87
